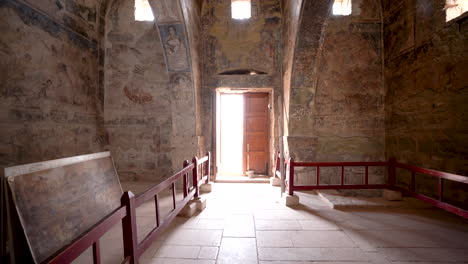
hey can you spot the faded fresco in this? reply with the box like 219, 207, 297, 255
159, 24, 190, 72
104, 0, 197, 181
287, 0, 385, 186
0, 0, 105, 169
8, 157, 122, 263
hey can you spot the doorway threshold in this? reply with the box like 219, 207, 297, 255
214, 175, 270, 184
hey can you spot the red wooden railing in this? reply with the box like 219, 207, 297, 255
44, 152, 211, 264
283, 156, 468, 218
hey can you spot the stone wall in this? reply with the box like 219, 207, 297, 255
383, 0, 468, 206
0, 0, 104, 167
180, 0, 204, 155
288, 0, 385, 185
281, 0, 304, 153
103, 0, 197, 181
201, 0, 282, 176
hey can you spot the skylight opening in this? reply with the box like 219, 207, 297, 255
332, 0, 352, 16
445, 0, 468, 22
232, 0, 251, 20
135, 0, 154, 21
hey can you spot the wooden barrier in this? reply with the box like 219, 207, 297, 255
1, 152, 211, 264
285, 157, 468, 218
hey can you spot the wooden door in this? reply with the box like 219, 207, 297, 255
244, 93, 269, 175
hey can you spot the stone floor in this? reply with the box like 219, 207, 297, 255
74, 183, 468, 264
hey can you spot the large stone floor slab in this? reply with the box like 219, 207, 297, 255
72, 182, 468, 264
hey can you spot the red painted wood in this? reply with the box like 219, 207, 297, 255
154, 195, 160, 227
183, 160, 189, 197
206, 151, 211, 183
395, 162, 468, 184
92, 241, 100, 264
136, 189, 196, 257
47, 153, 212, 264
365, 166, 369, 185
289, 158, 294, 195
192, 157, 199, 198
316, 166, 320, 186
46, 207, 126, 264
341, 166, 344, 185
293, 184, 390, 190
389, 186, 468, 218
172, 183, 176, 209
294, 161, 389, 167
198, 156, 209, 164
439, 177, 443, 202
121, 192, 138, 264
135, 164, 194, 206
388, 157, 396, 185
411, 171, 416, 192
287, 156, 467, 219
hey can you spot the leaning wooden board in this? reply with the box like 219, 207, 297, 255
4, 152, 123, 263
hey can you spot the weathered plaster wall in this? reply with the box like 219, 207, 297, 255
0, 0, 104, 167
383, 0, 468, 206
201, 0, 282, 176
281, 0, 303, 153
180, 0, 205, 155
288, 0, 385, 185
103, 0, 197, 181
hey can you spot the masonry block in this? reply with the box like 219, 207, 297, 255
178, 201, 197, 218
283, 194, 300, 206
200, 183, 212, 193
270, 177, 281, 186
383, 189, 402, 201
194, 197, 207, 211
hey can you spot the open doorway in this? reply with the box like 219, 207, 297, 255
215, 89, 273, 181
219, 94, 244, 176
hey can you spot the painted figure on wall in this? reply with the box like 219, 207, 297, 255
166, 26, 182, 54
159, 24, 190, 72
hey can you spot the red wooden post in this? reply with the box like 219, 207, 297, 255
121, 191, 138, 264
388, 157, 396, 186
172, 183, 176, 209
192, 156, 199, 198
439, 177, 443, 202
365, 166, 369, 185
275, 151, 280, 173
183, 160, 189, 197
92, 241, 101, 264
206, 151, 211, 183
289, 158, 294, 196
341, 166, 344, 185
316, 166, 320, 186
154, 194, 160, 227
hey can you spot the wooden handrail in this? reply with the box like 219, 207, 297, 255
285, 156, 467, 218
293, 161, 389, 167
395, 162, 468, 184
44, 206, 127, 264
135, 164, 195, 207
43, 152, 211, 264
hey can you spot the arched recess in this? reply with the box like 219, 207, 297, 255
97, 0, 203, 181
286, 0, 385, 186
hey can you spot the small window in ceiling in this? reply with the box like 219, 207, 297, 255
332, 0, 352, 16
232, 0, 251, 20
445, 0, 468, 22
135, 0, 154, 21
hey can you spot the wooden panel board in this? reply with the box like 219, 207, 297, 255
244, 93, 269, 174
5, 153, 122, 263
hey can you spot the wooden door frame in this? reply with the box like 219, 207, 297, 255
214, 88, 275, 178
